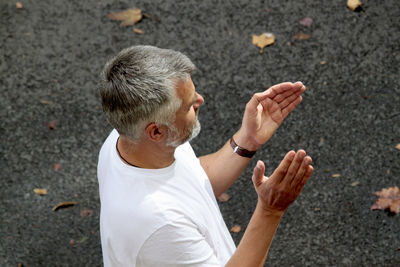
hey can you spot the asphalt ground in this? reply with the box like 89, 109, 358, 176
1, 0, 399, 266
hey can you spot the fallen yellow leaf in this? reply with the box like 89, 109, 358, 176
108, 8, 142, 26
34, 188, 47, 195
252, 33, 275, 53
347, 0, 362, 11
133, 27, 144, 34
230, 224, 241, 233
332, 174, 341, 178
52, 201, 78, 211
351, 181, 360, 187
40, 99, 50, 105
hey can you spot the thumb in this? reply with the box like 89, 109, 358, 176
252, 160, 266, 188
246, 92, 269, 113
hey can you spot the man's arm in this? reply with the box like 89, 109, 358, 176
200, 82, 306, 197
226, 150, 313, 267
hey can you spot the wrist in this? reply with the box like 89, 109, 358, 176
256, 200, 285, 219
230, 137, 257, 158
233, 130, 261, 151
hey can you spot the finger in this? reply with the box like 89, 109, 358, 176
283, 150, 306, 185
272, 88, 299, 103
295, 165, 314, 192
265, 81, 305, 98
290, 156, 312, 188
271, 150, 296, 183
294, 81, 306, 93
281, 96, 302, 119
264, 82, 296, 99
252, 160, 266, 188
246, 92, 269, 114
278, 91, 302, 110
259, 96, 277, 113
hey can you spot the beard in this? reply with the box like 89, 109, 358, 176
166, 116, 201, 148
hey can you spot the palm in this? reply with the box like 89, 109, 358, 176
252, 151, 313, 214
254, 98, 283, 142
242, 82, 305, 146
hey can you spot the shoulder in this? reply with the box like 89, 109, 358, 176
175, 141, 197, 157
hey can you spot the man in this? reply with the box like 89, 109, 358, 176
98, 45, 313, 267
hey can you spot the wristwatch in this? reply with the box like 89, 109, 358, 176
230, 137, 257, 158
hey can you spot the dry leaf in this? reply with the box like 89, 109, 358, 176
252, 33, 275, 53
230, 224, 241, 233
52, 201, 78, 211
371, 186, 400, 214
34, 188, 47, 195
133, 27, 144, 34
299, 17, 313, 28
347, 0, 362, 11
80, 209, 93, 217
293, 32, 311, 41
395, 144, 400, 150
48, 119, 59, 129
53, 163, 62, 171
351, 181, 360, 187
108, 8, 142, 26
40, 100, 50, 105
332, 174, 341, 178
320, 60, 327, 65
217, 192, 231, 202
16, 2, 23, 9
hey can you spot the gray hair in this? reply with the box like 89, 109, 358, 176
100, 45, 195, 141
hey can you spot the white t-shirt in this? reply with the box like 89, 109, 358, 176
98, 130, 236, 267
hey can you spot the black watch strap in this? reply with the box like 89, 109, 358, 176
230, 138, 257, 158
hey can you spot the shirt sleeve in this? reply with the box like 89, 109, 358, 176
136, 218, 222, 267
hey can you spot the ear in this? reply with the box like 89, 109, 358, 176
145, 123, 168, 142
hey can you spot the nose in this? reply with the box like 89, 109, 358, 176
196, 93, 205, 106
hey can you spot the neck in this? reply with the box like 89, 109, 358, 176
117, 135, 176, 169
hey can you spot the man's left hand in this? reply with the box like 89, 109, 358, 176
235, 82, 306, 150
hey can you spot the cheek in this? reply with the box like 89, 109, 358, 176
189, 109, 198, 121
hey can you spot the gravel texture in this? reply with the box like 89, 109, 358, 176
1, 0, 399, 266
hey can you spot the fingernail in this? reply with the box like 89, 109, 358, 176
257, 161, 262, 168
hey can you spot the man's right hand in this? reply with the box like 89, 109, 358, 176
252, 150, 314, 216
